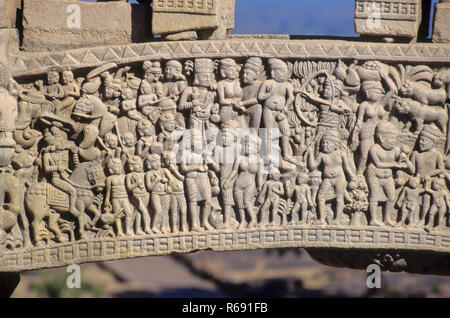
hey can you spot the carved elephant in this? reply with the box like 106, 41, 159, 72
0, 172, 22, 245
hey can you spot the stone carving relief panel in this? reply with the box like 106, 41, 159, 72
1, 45, 450, 271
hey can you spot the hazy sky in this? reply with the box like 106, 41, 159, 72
85, 0, 440, 37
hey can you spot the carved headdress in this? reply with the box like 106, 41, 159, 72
420, 125, 442, 142
244, 57, 263, 75
195, 58, 215, 74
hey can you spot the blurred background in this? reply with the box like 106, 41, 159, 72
12, 0, 450, 298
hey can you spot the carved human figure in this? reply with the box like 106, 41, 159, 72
136, 120, 156, 159
179, 58, 220, 143
41, 70, 64, 110
57, 69, 80, 118
424, 178, 450, 232
138, 80, 160, 125
409, 125, 445, 226
158, 112, 177, 152
163, 60, 188, 102
180, 133, 214, 232
235, 57, 263, 130
104, 158, 134, 237
144, 153, 171, 234
291, 172, 314, 225
74, 125, 101, 164
257, 168, 284, 227
396, 177, 424, 228
217, 58, 243, 125
299, 77, 352, 154
258, 58, 295, 163
121, 87, 145, 122
42, 127, 78, 216
366, 121, 410, 226
126, 156, 151, 235
308, 130, 356, 225
142, 60, 164, 100
162, 151, 188, 233
350, 68, 397, 175
231, 135, 262, 230
215, 121, 240, 229
101, 132, 121, 163
119, 132, 137, 164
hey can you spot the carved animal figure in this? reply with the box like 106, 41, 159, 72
0, 172, 22, 244
399, 80, 447, 106
25, 162, 105, 245
395, 98, 448, 134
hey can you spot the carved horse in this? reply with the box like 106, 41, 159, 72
25, 162, 105, 246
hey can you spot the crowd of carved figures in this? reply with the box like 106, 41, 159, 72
0, 55, 450, 249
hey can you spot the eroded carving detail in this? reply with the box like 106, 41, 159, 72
1, 51, 450, 272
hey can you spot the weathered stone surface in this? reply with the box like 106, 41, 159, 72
0, 0, 20, 29
152, 0, 235, 38
1, 38, 450, 274
432, 2, 450, 43
354, 0, 422, 40
22, 0, 151, 51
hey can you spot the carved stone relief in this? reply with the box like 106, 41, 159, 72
0, 39, 449, 273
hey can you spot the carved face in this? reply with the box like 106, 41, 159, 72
222, 130, 235, 147
433, 73, 446, 88
378, 133, 396, 150
271, 67, 288, 82
109, 160, 123, 175
195, 72, 214, 87
409, 177, 419, 189
47, 71, 60, 85
150, 159, 161, 170
145, 71, 161, 83
419, 135, 434, 152
62, 71, 74, 85
104, 134, 118, 149
432, 180, 444, 190
121, 133, 136, 147
271, 172, 280, 181
221, 66, 239, 80
165, 64, 182, 81
399, 81, 414, 97
395, 100, 410, 115
322, 84, 333, 100
364, 87, 384, 102
162, 120, 176, 133
321, 138, 338, 154
132, 159, 143, 173
139, 123, 155, 137
242, 69, 257, 84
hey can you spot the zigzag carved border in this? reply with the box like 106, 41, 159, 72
11, 39, 450, 78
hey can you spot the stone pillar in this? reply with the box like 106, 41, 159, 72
354, 0, 422, 42
432, 0, 450, 42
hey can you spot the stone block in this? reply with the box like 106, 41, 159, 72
152, 0, 235, 36
432, 3, 450, 43
354, 0, 422, 39
0, 0, 21, 29
22, 0, 151, 51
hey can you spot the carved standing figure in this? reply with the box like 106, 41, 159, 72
217, 58, 243, 125
366, 122, 410, 226
308, 130, 356, 225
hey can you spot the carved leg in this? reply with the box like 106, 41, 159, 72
290, 202, 300, 225
0, 272, 20, 298
369, 201, 383, 226
425, 206, 437, 231
189, 202, 202, 232
179, 196, 188, 233
201, 201, 214, 231
247, 206, 257, 229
